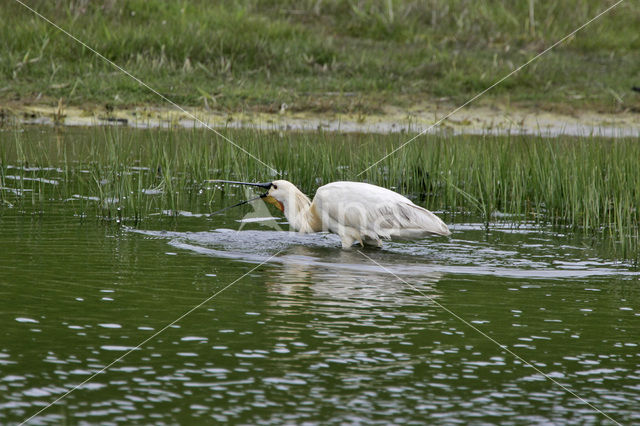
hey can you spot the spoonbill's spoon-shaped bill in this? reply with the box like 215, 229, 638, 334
210, 179, 272, 189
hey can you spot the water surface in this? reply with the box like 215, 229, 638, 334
1, 126, 638, 424
1, 208, 638, 424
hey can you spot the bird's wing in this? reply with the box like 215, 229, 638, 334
372, 201, 451, 238
312, 182, 450, 240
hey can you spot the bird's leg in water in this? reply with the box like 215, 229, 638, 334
363, 237, 383, 248
340, 234, 355, 249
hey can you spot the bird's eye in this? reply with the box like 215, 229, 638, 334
273, 184, 278, 189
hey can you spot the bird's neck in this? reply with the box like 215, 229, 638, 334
282, 189, 321, 233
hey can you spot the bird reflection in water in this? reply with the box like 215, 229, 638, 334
265, 245, 443, 310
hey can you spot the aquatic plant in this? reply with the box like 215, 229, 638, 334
0, 126, 637, 261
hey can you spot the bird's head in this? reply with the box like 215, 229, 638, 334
211, 179, 306, 215
263, 180, 300, 213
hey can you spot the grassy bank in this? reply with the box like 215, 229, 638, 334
2, 0, 639, 115
1, 126, 638, 261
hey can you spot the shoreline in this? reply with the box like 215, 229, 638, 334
3, 102, 639, 138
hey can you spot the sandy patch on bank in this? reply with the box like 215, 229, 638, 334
4, 101, 639, 137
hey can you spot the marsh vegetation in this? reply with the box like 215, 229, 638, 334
1, 126, 637, 261
3, 0, 639, 114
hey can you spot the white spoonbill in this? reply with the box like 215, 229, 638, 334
214, 180, 451, 249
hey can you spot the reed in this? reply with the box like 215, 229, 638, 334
0, 126, 638, 261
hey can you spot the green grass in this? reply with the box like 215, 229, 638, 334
1, 126, 638, 261
1, 0, 639, 114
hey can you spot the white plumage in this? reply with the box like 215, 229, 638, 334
263, 180, 450, 249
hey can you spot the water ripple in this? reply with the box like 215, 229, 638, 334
130, 226, 639, 280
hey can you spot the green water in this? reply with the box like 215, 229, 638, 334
1, 128, 639, 424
